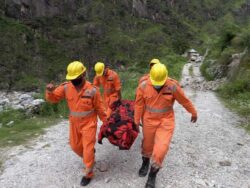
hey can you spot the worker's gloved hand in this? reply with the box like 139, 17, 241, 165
191, 116, 197, 123
46, 83, 56, 92
98, 139, 103, 145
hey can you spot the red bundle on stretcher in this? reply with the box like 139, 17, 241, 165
98, 100, 139, 150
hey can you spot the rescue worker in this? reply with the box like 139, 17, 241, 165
45, 61, 107, 186
134, 63, 197, 188
93, 62, 121, 117
138, 58, 160, 84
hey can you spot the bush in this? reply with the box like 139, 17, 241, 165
200, 60, 215, 81
14, 75, 42, 91
218, 79, 250, 97
162, 54, 186, 80
39, 101, 69, 118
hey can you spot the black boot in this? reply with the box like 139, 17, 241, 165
145, 166, 159, 188
139, 157, 150, 177
80, 176, 92, 186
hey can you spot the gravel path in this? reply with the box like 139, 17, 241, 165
0, 62, 249, 188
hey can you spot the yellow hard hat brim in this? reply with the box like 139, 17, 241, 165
66, 67, 86, 80
150, 76, 167, 86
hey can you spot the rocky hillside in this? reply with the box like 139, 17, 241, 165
0, 0, 249, 91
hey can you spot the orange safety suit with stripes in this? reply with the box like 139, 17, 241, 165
93, 68, 121, 117
46, 81, 107, 177
134, 78, 197, 168
138, 74, 149, 84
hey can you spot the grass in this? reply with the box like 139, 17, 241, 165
119, 54, 186, 100
217, 78, 250, 132
189, 65, 194, 77
119, 67, 146, 100
0, 160, 2, 168
219, 95, 250, 132
0, 110, 60, 147
200, 60, 215, 81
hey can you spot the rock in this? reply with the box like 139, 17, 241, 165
20, 98, 33, 106
0, 98, 10, 106
11, 104, 25, 110
194, 178, 207, 186
205, 180, 216, 187
31, 99, 45, 106
105, 178, 111, 183
219, 160, 231, 166
20, 94, 32, 100
6, 121, 14, 127
12, 100, 21, 105
96, 161, 109, 172
237, 142, 244, 146
7, 140, 13, 144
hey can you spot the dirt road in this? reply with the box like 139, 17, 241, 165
0, 62, 249, 188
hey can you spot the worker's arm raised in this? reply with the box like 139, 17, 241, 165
45, 82, 66, 103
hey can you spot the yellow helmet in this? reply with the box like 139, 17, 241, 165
94, 62, 105, 76
66, 61, 86, 80
149, 58, 160, 65
150, 63, 168, 86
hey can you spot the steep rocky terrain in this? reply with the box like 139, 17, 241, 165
0, 0, 249, 90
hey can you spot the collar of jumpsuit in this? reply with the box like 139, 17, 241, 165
149, 78, 167, 92
103, 68, 110, 77
69, 79, 89, 95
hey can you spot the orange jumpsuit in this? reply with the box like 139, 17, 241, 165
134, 79, 197, 168
46, 81, 107, 177
138, 74, 149, 84
93, 68, 121, 117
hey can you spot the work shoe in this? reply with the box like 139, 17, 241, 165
145, 166, 159, 188
139, 157, 150, 177
80, 176, 92, 186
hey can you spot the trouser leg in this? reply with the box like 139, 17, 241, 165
151, 124, 174, 168
69, 122, 83, 157
81, 126, 97, 178
141, 125, 157, 158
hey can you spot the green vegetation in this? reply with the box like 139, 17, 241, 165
189, 66, 194, 77
198, 5, 250, 131
120, 54, 185, 99
0, 110, 60, 147
0, 160, 2, 171
200, 60, 215, 81
0, 1, 203, 91
217, 79, 250, 114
